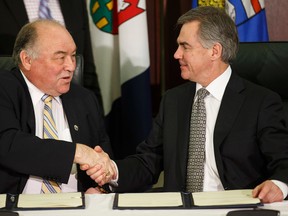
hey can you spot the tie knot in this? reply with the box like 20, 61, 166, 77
41, 94, 53, 104
197, 88, 209, 99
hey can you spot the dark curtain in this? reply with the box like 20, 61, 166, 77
146, 0, 191, 115
163, 0, 191, 91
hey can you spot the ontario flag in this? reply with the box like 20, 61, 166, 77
87, 0, 152, 159
192, 0, 269, 42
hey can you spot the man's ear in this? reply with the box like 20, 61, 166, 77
211, 42, 222, 60
19, 50, 32, 70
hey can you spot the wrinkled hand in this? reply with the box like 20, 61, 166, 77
79, 146, 117, 186
252, 180, 284, 203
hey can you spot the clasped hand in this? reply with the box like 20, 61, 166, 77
74, 144, 116, 187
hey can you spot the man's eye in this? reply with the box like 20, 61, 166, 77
182, 45, 188, 50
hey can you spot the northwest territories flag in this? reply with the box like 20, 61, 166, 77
87, 0, 152, 159
192, 0, 269, 42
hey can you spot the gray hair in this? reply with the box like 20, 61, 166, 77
12, 19, 64, 66
177, 6, 239, 63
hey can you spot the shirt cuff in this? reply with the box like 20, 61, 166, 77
109, 160, 119, 188
272, 179, 288, 199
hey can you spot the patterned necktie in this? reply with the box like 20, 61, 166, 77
41, 94, 61, 193
39, 0, 52, 19
186, 88, 210, 193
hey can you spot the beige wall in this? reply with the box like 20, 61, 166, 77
266, 0, 288, 41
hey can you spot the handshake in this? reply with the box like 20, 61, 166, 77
74, 144, 117, 193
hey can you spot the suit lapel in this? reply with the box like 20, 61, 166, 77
4, 0, 29, 27
11, 69, 35, 132
213, 72, 246, 179
61, 90, 81, 142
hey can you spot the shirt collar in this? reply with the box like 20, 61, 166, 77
196, 66, 232, 101
20, 71, 61, 106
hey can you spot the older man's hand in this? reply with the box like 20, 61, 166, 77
78, 145, 117, 186
74, 144, 115, 185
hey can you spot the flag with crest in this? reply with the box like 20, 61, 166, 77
192, 0, 269, 42
87, 0, 152, 159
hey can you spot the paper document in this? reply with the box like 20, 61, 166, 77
192, 189, 260, 206
114, 189, 261, 209
17, 192, 83, 208
117, 192, 183, 207
0, 194, 6, 208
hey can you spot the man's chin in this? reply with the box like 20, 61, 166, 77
58, 85, 70, 95
180, 71, 190, 80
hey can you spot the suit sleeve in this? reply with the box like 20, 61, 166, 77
0, 74, 75, 184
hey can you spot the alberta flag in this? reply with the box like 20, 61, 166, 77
192, 0, 269, 42
87, 0, 152, 159
226, 0, 269, 42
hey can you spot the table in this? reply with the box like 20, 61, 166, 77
15, 194, 288, 216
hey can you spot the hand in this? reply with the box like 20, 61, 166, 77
80, 146, 117, 186
252, 180, 284, 203
74, 144, 115, 185
74, 144, 109, 167
85, 187, 103, 194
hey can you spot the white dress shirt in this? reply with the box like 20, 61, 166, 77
199, 66, 232, 191
198, 66, 287, 198
21, 72, 77, 194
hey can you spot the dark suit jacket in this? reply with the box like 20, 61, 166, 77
0, 0, 102, 108
0, 68, 112, 194
115, 72, 288, 192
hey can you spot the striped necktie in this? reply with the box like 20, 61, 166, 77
186, 88, 210, 193
41, 94, 61, 193
39, 0, 52, 19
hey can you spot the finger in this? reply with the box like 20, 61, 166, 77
94, 145, 103, 152
86, 164, 102, 176
88, 169, 106, 181
80, 164, 90, 171
110, 163, 117, 179
252, 185, 261, 198
257, 183, 272, 200
95, 172, 111, 186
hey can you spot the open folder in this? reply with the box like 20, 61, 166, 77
113, 189, 262, 210
0, 192, 85, 211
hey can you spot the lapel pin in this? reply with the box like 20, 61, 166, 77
74, 125, 79, 131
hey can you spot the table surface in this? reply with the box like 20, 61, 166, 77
15, 193, 288, 216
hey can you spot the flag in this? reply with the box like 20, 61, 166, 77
88, 0, 152, 159
226, 0, 269, 42
192, 0, 225, 8
191, 0, 269, 42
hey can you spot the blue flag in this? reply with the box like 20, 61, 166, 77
192, 0, 269, 42
226, 0, 269, 42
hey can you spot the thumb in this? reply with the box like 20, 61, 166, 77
80, 164, 89, 170
94, 145, 103, 153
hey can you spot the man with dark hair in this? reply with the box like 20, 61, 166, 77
83, 6, 288, 203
